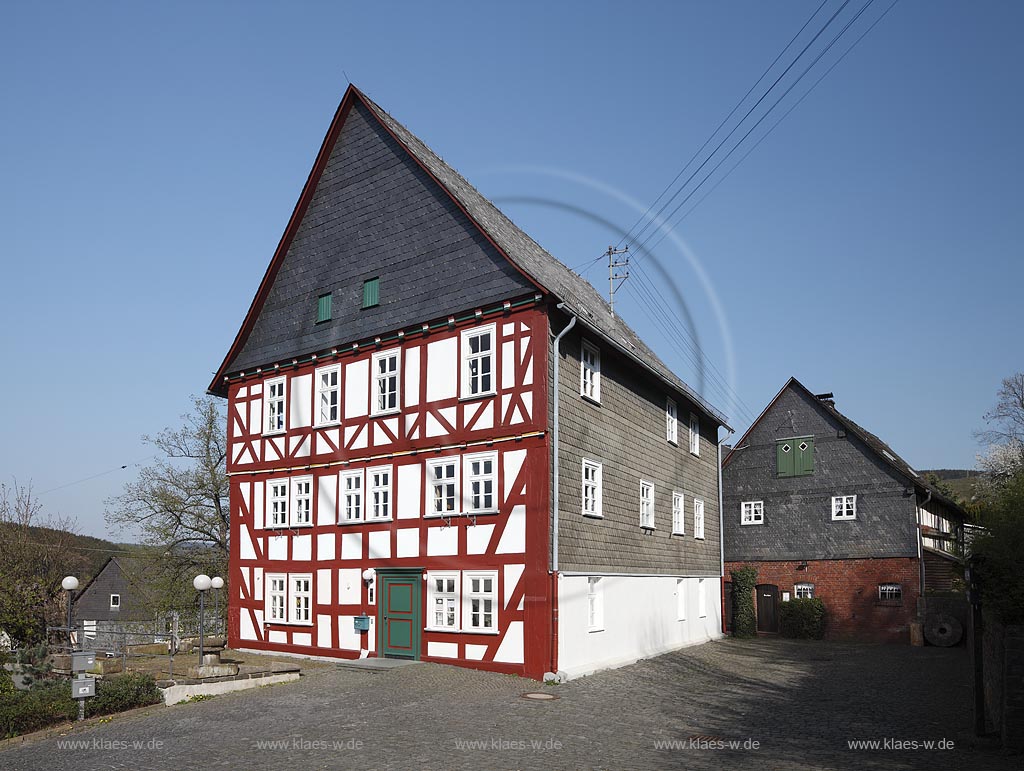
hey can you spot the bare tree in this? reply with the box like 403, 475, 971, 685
0, 481, 85, 647
104, 396, 229, 596
976, 372, 1024, 479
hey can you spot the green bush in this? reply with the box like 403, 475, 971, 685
0, 673, 161, 738
730, 566, 758, 638
778, 598, 826, 639
87, 673, 162, 717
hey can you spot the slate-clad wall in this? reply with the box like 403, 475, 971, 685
229, 102, 535, 373
723, 386, 918, 562
551, 323, 722, 576
73, 560, 148, 624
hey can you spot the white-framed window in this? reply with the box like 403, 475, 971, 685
427, 457, 459, 516
672, 492, 685, 535
741, 500, 764, 526
640, 480, 655, 529
689, 412, 700, 456
587, 577, 604, 631
371, 349, 400, 415
291, 476, 313, 527
427, 571, 460, 631
878, 583, 902, 602
693, 498, 705, 539
269, 480, 289, 528
463, 571, 498, 632
109, 594, 120, 610
339, 470, 363, 523
698, 578, 707, 618
367, 466, 392, 521
461, 324, 495, 398
795, 583, 815, 599
266, 574, 288, 623
580, 340, 601, 402
582, 459, 603, 518
464, 452, 497, 513
83, 620, 97, 640
264, 376, 287, 435
676, 579, 686, 621
832, 494, 857, 520
666, 398, 678, 444
291, 575, 312, 624
314, 365, 340, 426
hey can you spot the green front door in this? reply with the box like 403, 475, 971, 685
377, 570, 422, 659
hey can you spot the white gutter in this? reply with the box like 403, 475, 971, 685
551, 303, 577, 572
718, 428, 734, 577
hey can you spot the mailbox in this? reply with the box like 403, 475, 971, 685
72, 676, 95, 699
354, 614, 370, 632
71, 651, 96, 672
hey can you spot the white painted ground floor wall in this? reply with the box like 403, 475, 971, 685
557, 573, 722, 679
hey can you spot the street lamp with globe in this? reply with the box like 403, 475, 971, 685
61, 576, 79, 650
193, 574, 212, 662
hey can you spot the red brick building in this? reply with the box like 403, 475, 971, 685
722, 378, 966, 643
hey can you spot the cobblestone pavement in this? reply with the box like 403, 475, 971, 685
2, 638, 1016, 770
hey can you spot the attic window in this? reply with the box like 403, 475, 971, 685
362, 277, 380, 309
316, 293, 332, 323
110, 594, 121, 610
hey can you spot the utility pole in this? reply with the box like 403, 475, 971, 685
607, 245, 630, 316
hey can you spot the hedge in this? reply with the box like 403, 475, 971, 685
778, 598, 826, 639
730, 566, 758, 638
0, 673, 162, 738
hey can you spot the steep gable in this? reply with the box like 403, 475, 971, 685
218, 98, 536, 384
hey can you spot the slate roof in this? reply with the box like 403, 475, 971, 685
209, 85, 728, 428
725, 377, 967, 519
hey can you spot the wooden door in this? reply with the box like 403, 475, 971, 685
377, 571, 422, 659
756, 584, 779, 633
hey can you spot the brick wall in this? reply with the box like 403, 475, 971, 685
725, 557, 920, 643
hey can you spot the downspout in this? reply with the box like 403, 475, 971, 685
718, 428, 734, 634
917, 489, 931, 600
549, 303, 576, 677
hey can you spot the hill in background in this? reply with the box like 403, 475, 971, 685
921, 468, 985, 504
0, 522, 137, 583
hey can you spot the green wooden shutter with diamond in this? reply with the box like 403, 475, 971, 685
777, 440, 796, 477
796, 438, 815, 475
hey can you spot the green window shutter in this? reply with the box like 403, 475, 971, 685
797, 438, 815, 475
362, 277, 379, 308
776, 440, 796, 477
316, 293, 332, 323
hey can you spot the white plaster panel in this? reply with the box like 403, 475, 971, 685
317, 532, 336, 561
396, 528, 419, 558
341, 532, 362, 560
293, 534, 312, 561
317, 615, 332, 648
239, 525, 256, 560
293, 632, 312, 647
427, 526, 458, 556
397, 463, 421, 519
253, 481, 264, 529
466, 523, 495, 555
345, 359, 369, 418
267, 535, 288, 560
317, 475, 337, 526
427, 641, 458, 659
338, 616, 360, 651
317, 569, 332, 606
501, 340, 515, 389
404, 347, 420, 407
426, 337, 458, 402
493, 620, 524, 664
503, 563, 525, 608
240, 611, 257, 641
496, 505, 526, 554
268, 630, 287, 644
464, 644, 488, 661
290, 373, 312, 429
368, 530, 391, 560
338, 569, 361, 605
503, 449, 527, 500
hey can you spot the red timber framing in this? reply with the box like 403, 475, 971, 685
226, 303, 553, 679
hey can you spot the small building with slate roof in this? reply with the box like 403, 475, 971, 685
208, 85, 731, 680
72, 556, 165, 650
722, 377, 967, 643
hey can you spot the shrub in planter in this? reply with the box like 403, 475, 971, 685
87, 673, 162, 717
730, 566, 758, 638
778, 598, 826, 639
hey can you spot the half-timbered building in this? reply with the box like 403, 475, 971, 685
209, 85, 730, 680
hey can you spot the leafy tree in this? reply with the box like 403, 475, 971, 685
104, 396, 229, 613
975, 372, 1024, 482
0, 481, 87, 648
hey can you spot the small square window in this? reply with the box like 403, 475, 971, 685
741, 501, 764, 525
832, 495, 857, 521
110, 594, 121, 610
316, 293, 332, 323
362, 277, 380, 309
794, 583, 814, 599
878, 583, 902, 603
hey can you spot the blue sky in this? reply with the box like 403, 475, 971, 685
2, 1, 1020, 538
